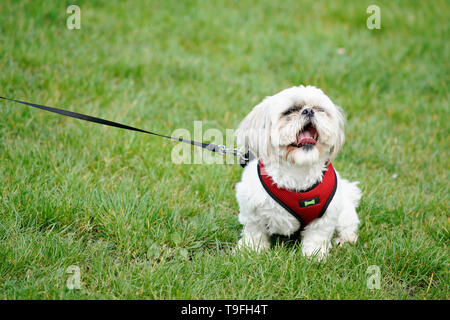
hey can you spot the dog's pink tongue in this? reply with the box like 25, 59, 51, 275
297, 127, 317, 146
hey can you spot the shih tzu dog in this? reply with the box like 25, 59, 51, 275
235, 85, 361, 260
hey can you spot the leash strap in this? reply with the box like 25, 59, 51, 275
0, 96, 253, 166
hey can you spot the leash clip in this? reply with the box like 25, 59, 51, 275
217, 144, 228, 155
216, 145, 254, 167
217, 145, 248, 159
216, 144, 240, 156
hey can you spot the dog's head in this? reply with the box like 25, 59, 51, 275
236, 86, 345, 166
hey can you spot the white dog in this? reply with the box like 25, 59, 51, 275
235, 85, 362, 260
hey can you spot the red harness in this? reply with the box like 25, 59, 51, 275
257, 160, 337, 231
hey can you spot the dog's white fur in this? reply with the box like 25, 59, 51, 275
235, 86, 362, 260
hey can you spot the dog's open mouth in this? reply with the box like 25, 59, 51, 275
291, 122, 318, 148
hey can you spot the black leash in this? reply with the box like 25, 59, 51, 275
0, 96, 254, 167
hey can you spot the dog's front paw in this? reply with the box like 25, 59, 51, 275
334, 231, 358, 247
301, 241, 330, 261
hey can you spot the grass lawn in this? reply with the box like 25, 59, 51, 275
0, 0, 448, 299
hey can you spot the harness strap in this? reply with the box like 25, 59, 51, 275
257, 160, 338, 233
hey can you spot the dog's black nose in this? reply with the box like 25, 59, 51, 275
302, 108, 314, 117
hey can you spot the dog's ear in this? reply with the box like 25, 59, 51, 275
329, 105, 345, 160
235, 98, 272, 158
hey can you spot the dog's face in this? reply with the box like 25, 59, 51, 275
236, 86, 345, 166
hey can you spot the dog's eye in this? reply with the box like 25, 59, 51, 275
314, 106, 325, 112
282, 106, 302, 116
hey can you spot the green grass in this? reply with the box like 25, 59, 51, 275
0, 0, 448, 299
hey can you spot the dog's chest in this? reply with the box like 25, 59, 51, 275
258, 201, 301, 236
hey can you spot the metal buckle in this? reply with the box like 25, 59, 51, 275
216, 145, 250, 164
217, 144, 228, 155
